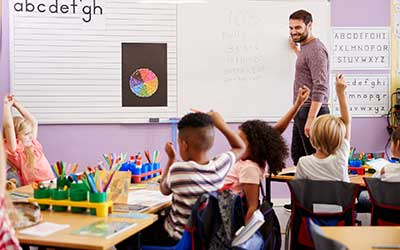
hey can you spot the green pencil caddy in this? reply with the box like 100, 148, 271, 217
56, 177, 71, 190
70, 182, 89, 192
50, 189, 68, 212
69, 190, 88, 213
33, 188, 50, 210
89, 192, 107, 215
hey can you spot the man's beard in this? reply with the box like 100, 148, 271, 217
291, 31, 308, 43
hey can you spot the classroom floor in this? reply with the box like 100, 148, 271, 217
273, 198, 371, 250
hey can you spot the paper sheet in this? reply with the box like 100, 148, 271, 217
19, 222, 70, 237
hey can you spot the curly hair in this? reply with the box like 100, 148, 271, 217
239, 120, 288, 175
178, 112, 213, 130
178, 113, 214, 150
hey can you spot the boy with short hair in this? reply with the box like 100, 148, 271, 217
378, 128, 400, 181
141, 111, 245, 246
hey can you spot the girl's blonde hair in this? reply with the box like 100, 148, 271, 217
309, 114, 346, 156
3, 117, 35, 168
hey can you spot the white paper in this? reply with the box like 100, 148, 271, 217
366, 158, 391, 172
232, 209, 265, 247
19, 222, 70, 237
127, 189, 171, 207
313, 203, 343, 213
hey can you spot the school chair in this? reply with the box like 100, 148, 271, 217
141, 230, 192, 250
364, 177, 400, 225
308, 218, 348, 250
286, 179, 358, 250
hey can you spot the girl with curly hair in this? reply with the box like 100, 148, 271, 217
224, 86, 310, 223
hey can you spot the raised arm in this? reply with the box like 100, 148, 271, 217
13, 98, 38, 139
336, 74, 351, 140
3, 96, 17, 153
208, 111, 245, 161
274, 86, 310, 134
160, 142, 176, 195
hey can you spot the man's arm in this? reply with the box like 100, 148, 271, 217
208, 111, 245, 161
304, 47, 329, 137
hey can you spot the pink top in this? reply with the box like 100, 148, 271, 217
4, 139, 54, 185
224, 160, 264, 194
0, 197, 20, 250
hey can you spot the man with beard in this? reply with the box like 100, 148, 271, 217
288, 10, 330, 166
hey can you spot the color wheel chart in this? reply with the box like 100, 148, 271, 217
129, 68, 159, 98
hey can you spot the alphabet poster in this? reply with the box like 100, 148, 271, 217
332, 27, 390, 70
331, 74, 390, 117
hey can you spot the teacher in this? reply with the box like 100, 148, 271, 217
289, 10, 330, 165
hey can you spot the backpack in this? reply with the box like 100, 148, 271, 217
187, 186, 281, 250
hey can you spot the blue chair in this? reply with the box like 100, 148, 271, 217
141, 230, 192, 250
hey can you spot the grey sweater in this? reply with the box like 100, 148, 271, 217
293, 38, 329, 107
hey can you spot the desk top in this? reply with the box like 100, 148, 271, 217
321, 226, 400, 250
16, 211, 157, 250
270, 167, 373, 187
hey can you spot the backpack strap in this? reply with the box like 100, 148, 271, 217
259, 173, 272, 206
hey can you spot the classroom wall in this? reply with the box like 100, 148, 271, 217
0, 0, 391, 198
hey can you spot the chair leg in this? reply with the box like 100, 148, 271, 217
284, 216, 291, 250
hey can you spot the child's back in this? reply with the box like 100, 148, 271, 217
295, 74, 351, 182
160, 112, 245, 240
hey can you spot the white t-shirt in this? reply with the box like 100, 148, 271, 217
295, 139, 350, 182
381, 163, 400, 182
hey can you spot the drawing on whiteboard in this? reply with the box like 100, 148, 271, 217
121, 43, 167, 107
130, 68, 159, 98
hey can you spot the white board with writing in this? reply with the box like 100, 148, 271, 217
331, 74, 389, 117
177, 0, 330, 121
331, 27, 390, 70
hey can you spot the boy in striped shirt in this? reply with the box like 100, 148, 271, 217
142, 111, 245, 246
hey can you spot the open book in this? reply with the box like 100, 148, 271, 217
231, 209, 265, 247
72, 221, 137, 239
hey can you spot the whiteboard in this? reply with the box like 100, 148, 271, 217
177, 0, 330, 121
8, 0, 330, 123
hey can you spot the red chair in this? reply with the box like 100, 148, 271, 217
364, 177, 400, 225
286, 179, 358, 250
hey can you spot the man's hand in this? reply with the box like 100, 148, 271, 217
304, 117, 314, 138
289, 37, 300, 55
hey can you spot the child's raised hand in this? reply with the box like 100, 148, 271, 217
335, 74, 347, 95
207, 110, 224, 128
295, 86, 310, 106
3, 95, 14, 108
164, 142, 176, 161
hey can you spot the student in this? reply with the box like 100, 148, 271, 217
375, 128, 400, 182
0, 135, 21, 249
224, 86, 310, 223
3, 95, 54, 185
295, 74, 350, 182
139, 111, 245, 246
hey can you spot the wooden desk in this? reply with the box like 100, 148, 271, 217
321, 226, 400, 250
270, 167, 373, 187
16, 211, 157, 250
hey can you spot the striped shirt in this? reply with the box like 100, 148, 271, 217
164, 151, 236, 240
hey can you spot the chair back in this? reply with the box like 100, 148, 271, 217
364, 177, 400, 225
287, 179, 358, 250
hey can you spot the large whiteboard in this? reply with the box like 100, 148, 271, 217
8, 0, 330, 123
178, 0, 330, 121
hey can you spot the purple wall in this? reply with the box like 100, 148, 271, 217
0, 0, 392, 198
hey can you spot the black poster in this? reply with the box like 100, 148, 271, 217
121, 43, 167, 107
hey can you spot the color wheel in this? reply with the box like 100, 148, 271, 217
129, 68, 158, 97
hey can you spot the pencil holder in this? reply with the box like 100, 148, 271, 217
141, 164, 149, 181
69, 190, 88, 213
89, 192, 107, 215
56, 178, 71, 190
144, 163, 153, 178
154, 162, 161, 176
70, 182, 89, 192
33, 188, 50, 210
51, 189, 68, 212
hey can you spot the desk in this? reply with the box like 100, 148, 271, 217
321, 226, 400, 250
17, 211, 157, 250
269, 167, 373, 187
